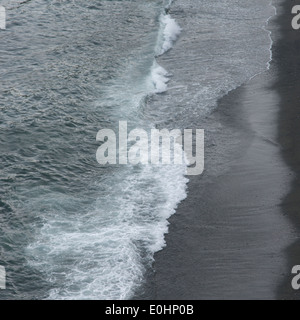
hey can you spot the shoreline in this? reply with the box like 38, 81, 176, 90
144, 0, 300, 300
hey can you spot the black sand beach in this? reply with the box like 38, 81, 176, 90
150, 0, 300, 300
273, 0, 300, 300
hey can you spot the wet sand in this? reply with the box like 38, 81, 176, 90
273, 0, 300, 300
150, 0, 300, 300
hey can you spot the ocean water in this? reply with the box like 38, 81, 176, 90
0, 0, 275, 299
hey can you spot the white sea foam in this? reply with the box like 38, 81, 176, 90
156, 13, 181, 56
151, 63, 169, 93
26, 161, 188, 300
161, 14, 181, 54
151, 11, 181, 93
26, 4, 188, 300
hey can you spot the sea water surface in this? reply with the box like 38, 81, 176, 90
0, 0, 275, 299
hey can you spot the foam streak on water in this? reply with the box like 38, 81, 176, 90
24, 1, 188, 300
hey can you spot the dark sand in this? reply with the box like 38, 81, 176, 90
273, 0, 300, 300
150, 0, 300, 300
